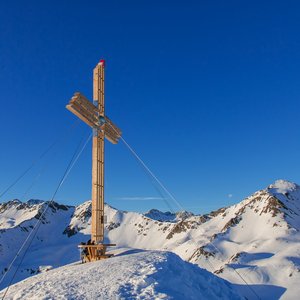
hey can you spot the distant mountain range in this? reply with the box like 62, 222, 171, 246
1, 179, 299, 299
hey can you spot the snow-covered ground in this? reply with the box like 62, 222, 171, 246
1, 179, 300, 299
0, 250, 241, 300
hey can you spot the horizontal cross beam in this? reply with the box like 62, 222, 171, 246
66, 92, 122, 144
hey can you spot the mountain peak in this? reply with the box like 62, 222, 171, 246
144, 209, 194, 222
144, 209, 176, 222
26, 199, 45, 205
267, 179, 299, 195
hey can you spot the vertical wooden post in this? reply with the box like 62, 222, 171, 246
91, 61, 105, 243
68, 59, 120, 260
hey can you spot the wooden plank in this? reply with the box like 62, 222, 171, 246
104, 127, 119, 144
78, 244, 117, 248
104, 116, 122, 136
91, 61, 105, 244
71, 92, 98, 116
93, 62, 105, 115
69, 101, 97, 122
104, 115, 121, 144
67, 102, 98, 125
66, 104, 95, 128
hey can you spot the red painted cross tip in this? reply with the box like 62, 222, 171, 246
99, 59, 105, 66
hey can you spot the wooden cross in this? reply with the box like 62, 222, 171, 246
66, 60, 121, 259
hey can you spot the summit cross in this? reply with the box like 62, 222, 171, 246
66, 60, 121, 261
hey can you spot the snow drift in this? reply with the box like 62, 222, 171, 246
0, 251, 241, 300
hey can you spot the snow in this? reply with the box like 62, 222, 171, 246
1, 179, 300, 299
144, 209, 193, 222
0, 251, 241, 300
26, 199, 45, 205
268, 179, 298, 194
0, 200, 39, 229
0, 201, 82, 289
144, 209, 177, 222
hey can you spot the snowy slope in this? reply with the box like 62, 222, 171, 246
0, 251, 241, 300
1, 179, 300, 299
186, 180, 300, 300
0, 200, 85, 289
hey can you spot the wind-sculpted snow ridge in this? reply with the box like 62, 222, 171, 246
0, 251, 241, 300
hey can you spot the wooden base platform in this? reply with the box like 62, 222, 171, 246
78, 243, 116, 262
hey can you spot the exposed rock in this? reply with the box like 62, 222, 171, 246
221, 215, 241, 232
189, 246, 215, 261
63, 225, 78, 237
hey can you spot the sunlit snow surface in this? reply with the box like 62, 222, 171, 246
1, 179, 300, 299
0, 250, 241, 300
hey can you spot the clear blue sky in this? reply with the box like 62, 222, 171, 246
1, 0, 300, 214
